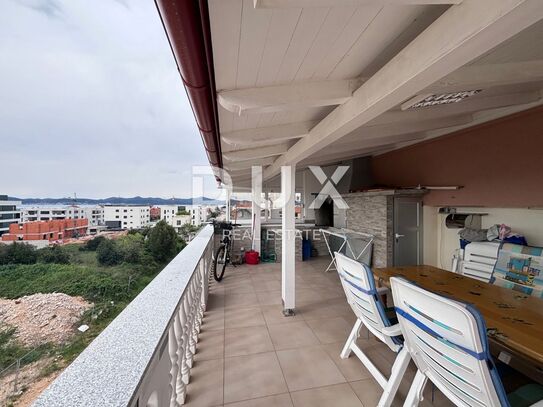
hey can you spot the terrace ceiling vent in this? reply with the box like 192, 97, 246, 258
401, 89, 482, 110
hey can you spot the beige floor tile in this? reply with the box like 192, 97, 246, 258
349, 378, 383, 407
268, 321, 320, 350
290, 383, 363, 407
364, 346, 393, 376
202, 309, 225, 331
225, 325, 274, 357
185, 358, 224, 407
225, 393, 293, 407
194, 329, 224, 361
253, 279, 282, 292
225, 292, 259, 309
256, 290, 283, 306
207, 292, 225, 311
276, 346, 346, 392
222, 277, 255, 290
321, 342, 373, 382
298, 300, 349, 321
306, 316, 352, 344
224, 306, 266, 328
295, 288, 324, 304
224, 352, 288, 403
261, 305, 304, 326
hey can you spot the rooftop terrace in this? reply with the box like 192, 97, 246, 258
185, 257, 454, 407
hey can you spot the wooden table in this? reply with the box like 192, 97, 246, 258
373, 265, 543, 377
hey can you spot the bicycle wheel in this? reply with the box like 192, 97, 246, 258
213, 244, 227, 282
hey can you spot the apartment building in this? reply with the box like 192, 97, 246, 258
1, 218, 88, 242
0, 195, 21, 236
103, 205, 151, 230
20, 205, 104, 226
159, 205, 180, 225
159, 205, 209, 228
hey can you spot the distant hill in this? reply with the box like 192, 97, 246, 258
9, 196, 224, 206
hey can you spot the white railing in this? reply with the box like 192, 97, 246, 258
33, 225, 215, 407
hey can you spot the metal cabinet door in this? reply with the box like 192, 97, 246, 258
393, 197, 422, 266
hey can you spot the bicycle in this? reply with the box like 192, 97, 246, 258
211, 221, 238, 282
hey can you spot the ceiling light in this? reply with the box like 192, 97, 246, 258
403, 90, 482, 110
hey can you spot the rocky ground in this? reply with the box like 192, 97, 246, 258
0, 293, 92, 346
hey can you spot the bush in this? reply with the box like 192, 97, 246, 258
116, 234, 145, 264
0, 242, 37, 265
0, 263, 129, 301
146, 220, 179, 263
96, 239, 122, 266
83, 236, 106, 251
37, 245, 70, 264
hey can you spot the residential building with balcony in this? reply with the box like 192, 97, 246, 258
20, 205, 104, 226
0, 195, 20, 236
103, 205, 151, 230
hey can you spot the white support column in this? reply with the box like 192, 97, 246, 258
281, 165, 296, 315
264, 191, 270, 222
251, 166, 262, 253
225, 188, 231, 222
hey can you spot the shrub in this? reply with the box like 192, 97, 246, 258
116, 234, 145, 264
0, 263, 128, 301
83, 236, 106, 251
146, 220, 179, 263
37, 245, 70, 264
0, 242, 37, 265
96, 239, 122, 266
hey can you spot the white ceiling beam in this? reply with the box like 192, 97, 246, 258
224, 157, 276, 172
301, 145, 400, 167
341, 114, 473, 143
254, 0, 461, 8
427, 60, 543, 93
264, 0, 543, 180
218, 79, 362, 115
221, 121, 315, 150
370, 91, 541, 126
320, 132, 428, 157
223, 143, 289, 162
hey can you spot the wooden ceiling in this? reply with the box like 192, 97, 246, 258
208, 0, 543, 187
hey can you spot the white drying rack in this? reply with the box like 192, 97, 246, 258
320, 227, 374, 272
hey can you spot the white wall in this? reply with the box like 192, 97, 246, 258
424, 206, 543, 270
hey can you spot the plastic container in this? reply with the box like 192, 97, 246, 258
245, 250, 260, 265
302, 239, 311, 261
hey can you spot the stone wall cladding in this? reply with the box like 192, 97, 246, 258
344, 195, 392, 268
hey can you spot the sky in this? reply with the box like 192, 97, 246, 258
0, 0, 220, 199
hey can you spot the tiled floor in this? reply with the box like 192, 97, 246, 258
186, 258, 455, 407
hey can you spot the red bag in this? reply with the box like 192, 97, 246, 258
245, 250, 260, 265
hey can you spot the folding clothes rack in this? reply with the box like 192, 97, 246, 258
320, 227, 374, 272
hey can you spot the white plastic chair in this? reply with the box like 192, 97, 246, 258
335, 252, 411, 407
461, 242, 500, 282
390, 276, 543, 407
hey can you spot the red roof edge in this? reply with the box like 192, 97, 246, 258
155, 0, 223, 179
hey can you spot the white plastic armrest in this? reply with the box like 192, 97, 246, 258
377, 286, 389, 294
382, 324, 402, 337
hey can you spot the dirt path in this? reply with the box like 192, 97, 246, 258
12, 368, 63, 407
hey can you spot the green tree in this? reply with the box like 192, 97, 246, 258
96, 239, 122, 266
117, 234, 145, 264
83, 235, 106, 251
146, 220, 179, 263
0, 242, 37, 265
38, 245, 70, 264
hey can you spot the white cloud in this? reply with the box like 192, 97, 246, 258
0, 0, 214, 199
